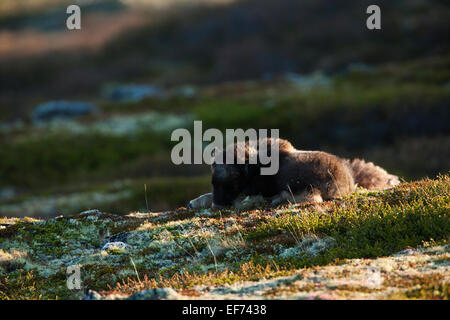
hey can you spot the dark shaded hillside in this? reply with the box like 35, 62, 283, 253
1, 0, 449, 116
142, 0, 449, 80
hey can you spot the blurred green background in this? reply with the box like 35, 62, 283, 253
0, 0, 449, 217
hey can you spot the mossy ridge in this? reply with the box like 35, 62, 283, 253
0, 175, 448, 299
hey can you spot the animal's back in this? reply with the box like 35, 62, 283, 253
278, 150, 355, 200
274, 147, 400, 201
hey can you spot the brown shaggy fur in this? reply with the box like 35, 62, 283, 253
344, 158, 400, 190
188, 138, 400, 209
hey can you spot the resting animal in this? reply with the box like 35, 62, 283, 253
188, 138, 399, 209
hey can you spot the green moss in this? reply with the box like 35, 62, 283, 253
0, 175, 448, 299
246, 175, 450, 267
0, 269, 75, 300
81, 264, 121, 291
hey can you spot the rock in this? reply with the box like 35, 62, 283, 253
396, 248, 416, 256
106, 231, 129, 243
31, 101, 98, 123
103, 84, 163, 102
79, 209, 103, 217
127, 288, 181, 300
188, 193, 213, 209
101, 242, 129, 251
84, 290, 103, 300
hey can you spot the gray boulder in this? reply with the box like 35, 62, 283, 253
84, 290, 103, 300
31, 101, 98, 123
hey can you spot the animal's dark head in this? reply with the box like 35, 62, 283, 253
211, 163, 245, 208
210, 147, 258, 208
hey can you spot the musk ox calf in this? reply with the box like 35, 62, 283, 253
188, 138, 399, 209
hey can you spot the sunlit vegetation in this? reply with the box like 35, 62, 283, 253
0, 175, 448, 299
